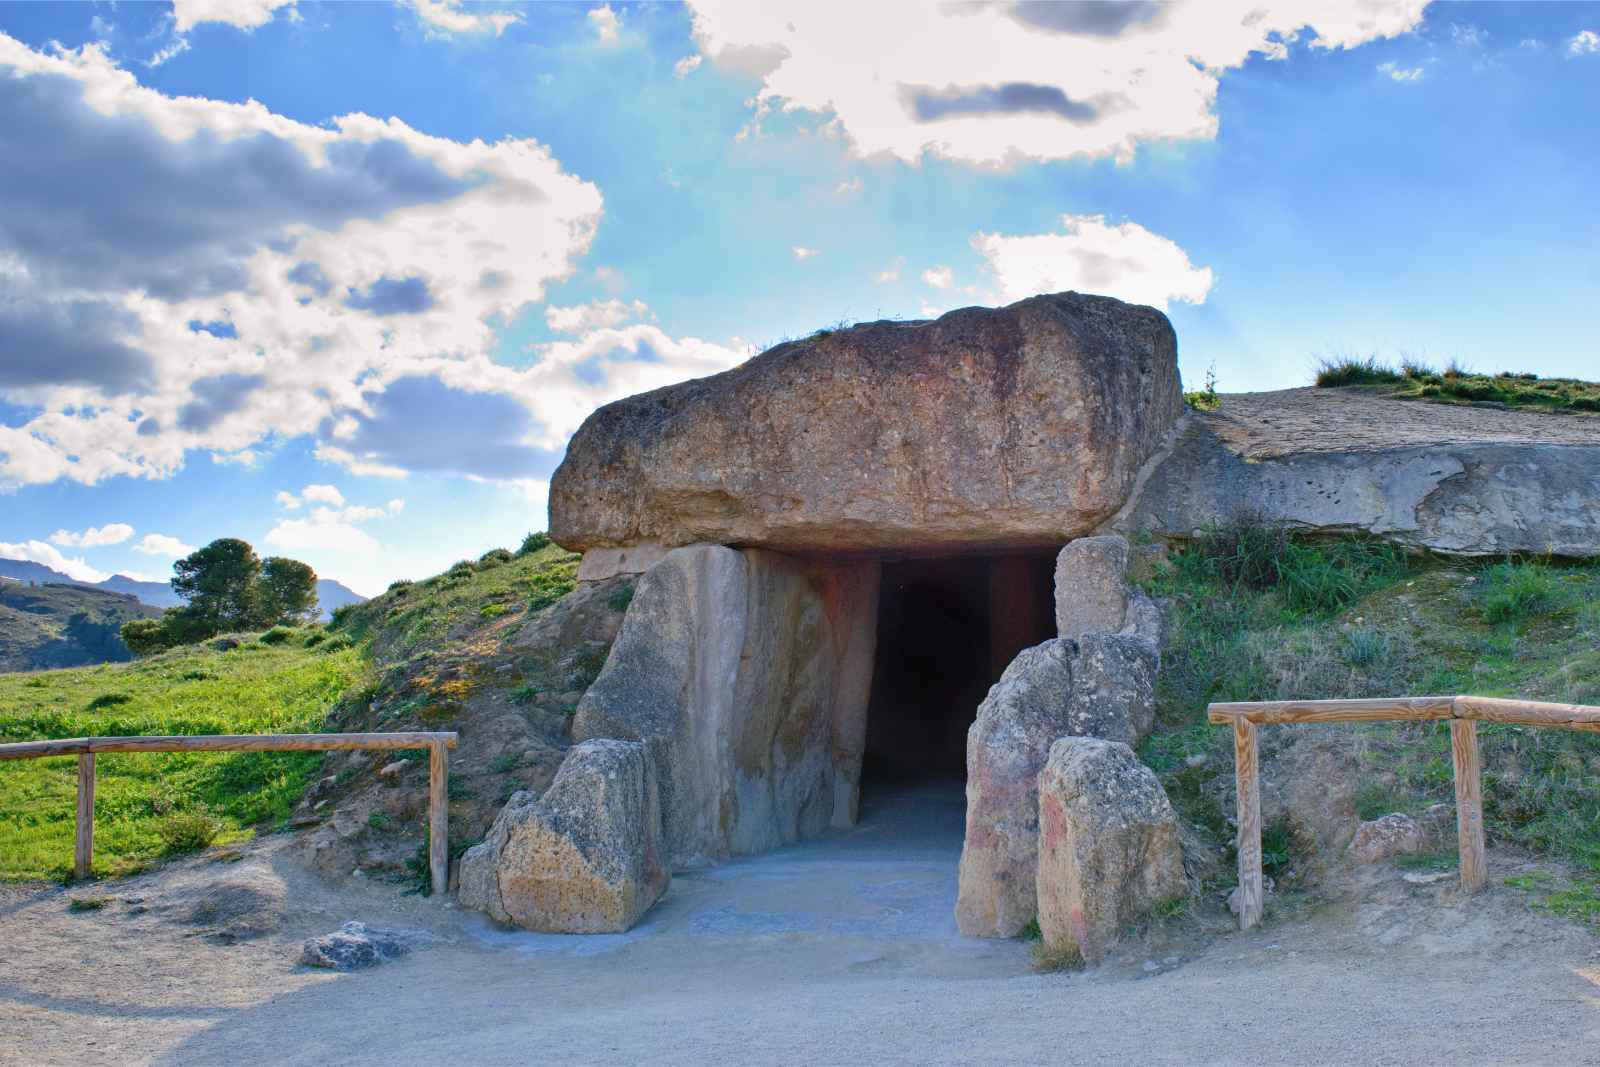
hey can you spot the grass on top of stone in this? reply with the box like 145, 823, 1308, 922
1313, 355, 1600, 414
0, 638, 368, 881
1137, 517, 1600, 892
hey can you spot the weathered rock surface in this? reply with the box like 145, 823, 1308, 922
1350, 813, 1426, 864
1121, 388, 1600, 557
551, 292, 1182, 555
572, 545, 880, 868
1054, 535, 1132, 639
956, 632, 1160, 938
1036, 738, 1186, 965
457, 739, 668, 933
299, 921, 435, 971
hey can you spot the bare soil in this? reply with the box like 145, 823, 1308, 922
3, 784, 1597, 1066
1207, 387, 1600, 459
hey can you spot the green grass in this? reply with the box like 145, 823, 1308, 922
0, 640, 367, 881
1314, 356, 1600, 414
1139, 521, 1600, 882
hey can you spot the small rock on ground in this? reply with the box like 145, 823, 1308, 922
299, 921, 435, 971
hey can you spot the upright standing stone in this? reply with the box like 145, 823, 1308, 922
1054, 535, 1132, 639
1036, 737, 1186, 965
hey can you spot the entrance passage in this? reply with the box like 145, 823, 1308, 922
861, 552, 1057, 787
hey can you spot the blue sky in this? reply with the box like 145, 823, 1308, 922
2, 1, 1598, 595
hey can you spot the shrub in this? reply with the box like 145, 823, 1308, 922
447, 560, 477, 579
386, 579, 414, 594
510, 684, 539, 705
1313, 355, 1403, 387
1341, 627, 1392, 668
258, 626, 295, 645
517, 531, 552, 556
1188, 511, 1291, 590
1183, 362, 1220, 411
329, 604, 357, 629
155, 808, 222, 853
120, 618, 170, 657
318, 635, 354, 653
1477, 561, 1569, 626
480, 602, 510, 620
302, 631, 326, 647
479, 548, 514, 566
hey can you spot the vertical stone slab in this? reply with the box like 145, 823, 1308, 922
819, 560, 881, 829
1053, 535, 1132, 640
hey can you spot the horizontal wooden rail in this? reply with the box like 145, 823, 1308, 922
0, 732, 458, 894
1208, 695, 1600, 931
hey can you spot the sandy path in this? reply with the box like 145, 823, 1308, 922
4, 784, 1597, 1066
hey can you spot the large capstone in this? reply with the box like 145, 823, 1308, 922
572, 545, 880, 869
549, 292, 1182, 556
456, 739, 668, 933
1035, 737, 1186, 965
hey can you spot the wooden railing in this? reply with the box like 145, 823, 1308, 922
1208, 696, 1600, 930
0, 732, 459, 894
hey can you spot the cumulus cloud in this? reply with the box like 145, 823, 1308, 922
674, 54, 703, 78
134, 533, 197, 558
50, 523, 135, 548
262, 487, 408, 593
407, 0, 522, 37
545, 299, 650, 334
973, 214, 1214, 310
171, 0, 298, 33
588, 4, 621, 44
301, 484, 346, 507
0, 539, 110, 583
1570, 31, 1600, 57
0, 34, 603, 491
792, 246, 820, 260
686, 0, 1428, 164
922, 266, 954, 289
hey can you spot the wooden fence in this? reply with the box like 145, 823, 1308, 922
1207, 695, 1600, 930
0, 732, 459, 894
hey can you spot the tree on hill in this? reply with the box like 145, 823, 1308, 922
121, 538, 321, 654
257, 556, 320, 625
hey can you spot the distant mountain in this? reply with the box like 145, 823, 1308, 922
0, 581, 160, 672
0, 559, 366, 620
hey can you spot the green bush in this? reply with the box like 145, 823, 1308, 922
386, 579, 414, 594
517, 531, 552, 557
1477, 561, 1569, 626
120, 618, 171, 657
258, 626, 296, 645
478, 548, 514, 567
302, 631, 326, 647
1314, 355, 1403, 387
318, 635, 354, 653
155, 808, 222, 853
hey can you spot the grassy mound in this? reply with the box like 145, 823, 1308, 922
1138, 520, 1600, 906
0, 631, 365, 880
1313, 356, 1600, 414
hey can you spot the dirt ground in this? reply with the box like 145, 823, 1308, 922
3, 782, 1598, 1067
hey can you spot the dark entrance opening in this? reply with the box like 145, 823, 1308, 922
860, 552, 1057, 791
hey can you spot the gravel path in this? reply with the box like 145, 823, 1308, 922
3, 784, 1597, 1066
1208, 387, 1600, 459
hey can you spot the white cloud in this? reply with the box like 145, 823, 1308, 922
133, 533, 197, 558
1450, 23, 1487, 49
300, 484, 346, 507
0, 34, 602, 491
545, 298, 650, 334
792, 246, 820, 261
876, 257, 905, 284
171, 0, 297, 33
275, 490, 301, 510
687, 0, 1428, 165
588, 4, 621, 44
407, 0, 521, 37
146, 38, 192, 68
49, 523, 135, 548
210, 448, 259, 466
265, 517, 381, 555
1569, 31, 1600, 57
0, 539, 112, 583
1377, 61, 1424, 82
973, 214, 1214, 310
386, 498, 405, 514
674, 54, 703, 78
921, 266, 954, 289
834, 177, 863, 196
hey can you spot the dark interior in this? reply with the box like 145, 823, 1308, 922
861, 552, 1057, 788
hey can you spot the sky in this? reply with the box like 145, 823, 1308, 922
1, 1, 1597, 596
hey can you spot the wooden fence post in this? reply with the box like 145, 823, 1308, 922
429, 740, 449, 897
1450, 718, 1486, 893
74, 752, 95, 881
1233, 717, 1264, 930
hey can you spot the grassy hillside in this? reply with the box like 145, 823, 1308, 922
0, 581, 160, 672
1314, 356, 1600, 414
1137, 521, 1600, 917
0, 539, 589, 883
